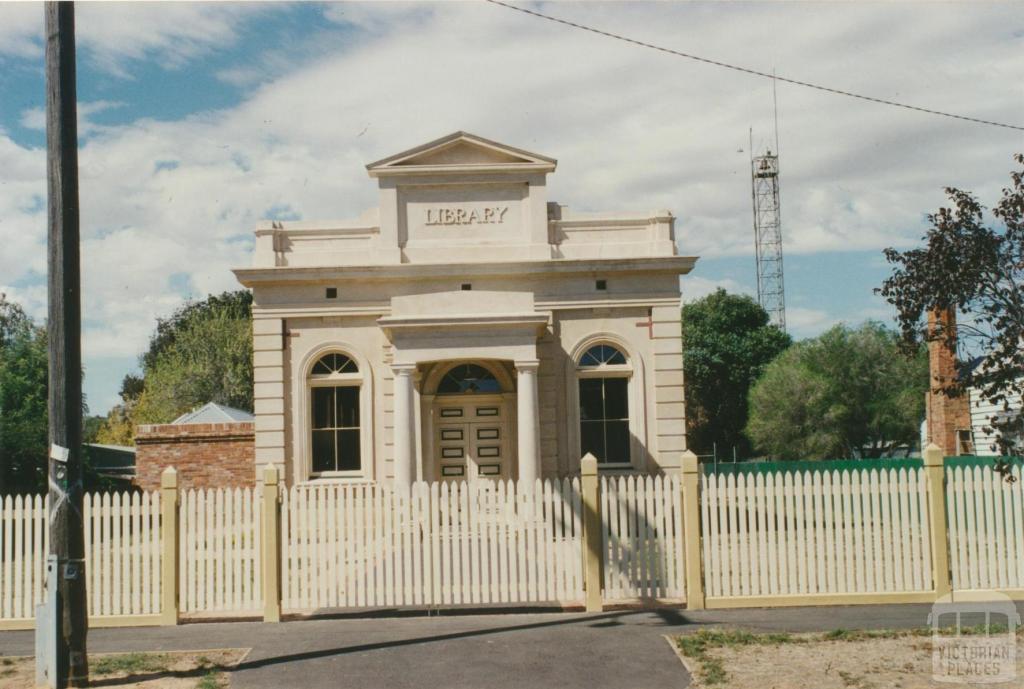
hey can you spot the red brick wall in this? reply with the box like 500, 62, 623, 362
925, 309, 971, 455
134, 422, 255, 491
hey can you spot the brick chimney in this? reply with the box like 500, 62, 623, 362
925, 308, 971, 455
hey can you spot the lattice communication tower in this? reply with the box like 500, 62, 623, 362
751, 151, 786, 331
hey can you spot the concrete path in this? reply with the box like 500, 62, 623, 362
3, 603, 1015, 689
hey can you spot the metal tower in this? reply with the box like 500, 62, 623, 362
751, 150, 786, 331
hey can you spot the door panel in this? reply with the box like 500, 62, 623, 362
434, 396, 508, 481
472, 423, 503, 479
437, 421, 468, 481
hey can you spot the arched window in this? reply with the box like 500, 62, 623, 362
579, 344, 627, 367
437, 363, 501, 394
309, 352, 361, 474
577, 344, 631, 466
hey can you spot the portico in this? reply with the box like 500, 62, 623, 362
233, 131, 697, 487
379, 289, 547, 485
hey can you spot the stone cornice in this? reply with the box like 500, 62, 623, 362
378, 313, 549, 333
251, 294, 681, 320
234, 256, 697, 287
365, 130, 557, 178
370, 162, 555, 178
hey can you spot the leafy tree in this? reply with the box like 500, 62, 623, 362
97, 291, 253, 442
141, 291, 253, 371
879, 154, 1024, 463
0, 295, 49, 494
682, 289, 791, 458
83, 415, 106, 443
746, 322, 928, 459
93, 397, 135, 447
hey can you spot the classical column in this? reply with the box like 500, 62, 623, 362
392, 364, 416, 488
515, 360, 541, 484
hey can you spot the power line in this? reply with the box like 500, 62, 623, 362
485, 0, 1024, 133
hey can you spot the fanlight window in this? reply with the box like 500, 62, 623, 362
312, 353, 358, 376
437, 364, 501, 394
578, 344, 627, 367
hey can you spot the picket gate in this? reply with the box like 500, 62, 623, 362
179, 487, 261, 614
600, 474, 685, 601
280, 478, 584, 611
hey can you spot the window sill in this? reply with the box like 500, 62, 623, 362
302, 475, 373, 485
597, 463, 635, 471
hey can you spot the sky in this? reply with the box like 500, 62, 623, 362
0, 1, 1022, 415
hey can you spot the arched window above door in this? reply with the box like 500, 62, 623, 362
437, 363, 501, 395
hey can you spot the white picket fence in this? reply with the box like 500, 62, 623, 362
0, 492, 162, 622
702, 468, 934, 599
281, 479, 585, 610
947, 464, 1024, 591
179, 487, 261, 614
600, 475, 685, 601
5, 461, 1024, 625
0, 495, 46, 620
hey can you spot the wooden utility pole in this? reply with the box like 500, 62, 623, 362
45, 2, 89, 686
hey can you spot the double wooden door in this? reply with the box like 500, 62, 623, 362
434, 395, 510, 482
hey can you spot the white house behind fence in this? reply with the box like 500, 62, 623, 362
233, 131, 697, 488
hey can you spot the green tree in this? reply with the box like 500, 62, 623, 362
746, 322, 928, 459
879, 154, 1024, 463
682, 289, 791, 458
97, 291, 253, 441
0, 295, 49, 494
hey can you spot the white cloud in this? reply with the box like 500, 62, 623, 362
0, 4, 43, 60
0, 2, 1020, 411
0, 3, 272, 76
20, 101, 125, 135
681, 275, 750, 304
786, 307, 836, 337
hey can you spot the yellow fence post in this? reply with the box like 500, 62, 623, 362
160, 467, 179, 625
581, 453, 603, 612
923, 443, 952, 598
680, 450, 705, 610
261, 465, 282, 622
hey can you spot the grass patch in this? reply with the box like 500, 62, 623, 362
675, 629, 806, 684
822, 628, 911, 642
676, 625, 1022, 686
195, 669, 226, 689
91, 652, 172, 676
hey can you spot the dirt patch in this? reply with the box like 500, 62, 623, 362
0, 649, 247, 689
675, 629, 1024, 689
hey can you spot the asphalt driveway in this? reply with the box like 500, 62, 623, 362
3, 602, 1007, 689
0, 609, 691, 689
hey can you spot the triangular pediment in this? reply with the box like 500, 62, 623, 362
367, 131, 556, 177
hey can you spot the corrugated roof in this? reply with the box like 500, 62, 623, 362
171, 402, 255, 425
85, 443, 136, 454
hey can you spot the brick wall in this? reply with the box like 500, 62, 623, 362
134, 422, 256, 491
925, 309, 971, 455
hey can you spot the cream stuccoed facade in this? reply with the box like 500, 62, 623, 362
233, 132, 697, 487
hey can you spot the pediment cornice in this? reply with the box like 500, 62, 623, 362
366, 131, 557, 178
